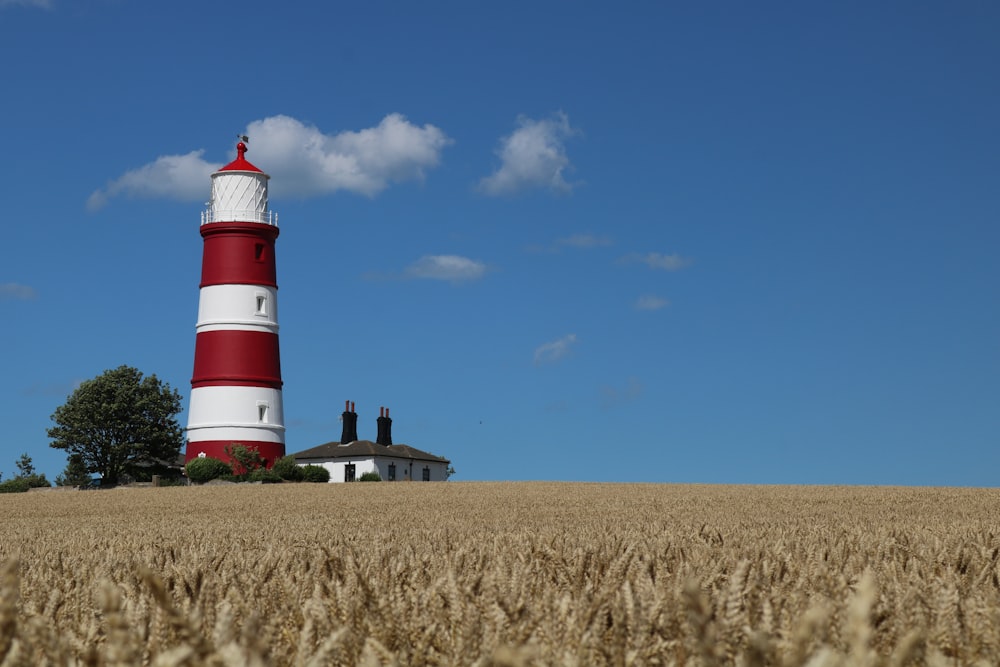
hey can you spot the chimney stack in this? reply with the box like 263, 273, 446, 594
340, 399, 358, 443
376, 406, 393, 446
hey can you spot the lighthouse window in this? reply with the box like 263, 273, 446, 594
257, 402, 269, 423
255, 294, 267, 316
254, 243, 265, 262
387, 463, 396, 481
345, 464, 356, 482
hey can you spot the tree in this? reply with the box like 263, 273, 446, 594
48, 365, 183, 486
15, 453, 35, 477
55, 453, 94, 487
11, 453, 49, 488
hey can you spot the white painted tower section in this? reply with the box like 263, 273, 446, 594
187, 386, 285, 443
195, 284, 279, 333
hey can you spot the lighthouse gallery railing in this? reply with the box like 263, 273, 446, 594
201, 209, 278, 226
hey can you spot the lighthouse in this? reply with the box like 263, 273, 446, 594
184, 139, 285, 466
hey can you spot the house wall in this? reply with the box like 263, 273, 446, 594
300, 457, 449, 483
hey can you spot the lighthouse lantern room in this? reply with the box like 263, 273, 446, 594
185, 140, 285, 466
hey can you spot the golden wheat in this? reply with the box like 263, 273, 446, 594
1, 483, 999, 665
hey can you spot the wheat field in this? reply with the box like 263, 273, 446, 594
2, 482, 999, 666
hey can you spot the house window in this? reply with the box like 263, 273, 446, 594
387, 463, 396, 481
254, 243, 265, 262
255, 293, 267, 316
345, 464, 355, 482
422, 467, 430, 482
257, 402, 268, 424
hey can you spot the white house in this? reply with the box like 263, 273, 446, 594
289, 403, 451, 482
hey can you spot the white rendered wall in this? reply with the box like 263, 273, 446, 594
302, 457, 448, 483
187, 386, 284, 443
196, 284, 278, 333
210, 172, 269, 222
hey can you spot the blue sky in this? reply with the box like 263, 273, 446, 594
2, 1, 997, 485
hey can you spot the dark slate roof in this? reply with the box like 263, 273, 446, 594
289, 440, 450, 464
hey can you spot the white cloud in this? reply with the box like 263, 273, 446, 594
406, 255, 486, 283
534, 333, 577, 365
87, 150, 217, 211
619, 252, 693, 271
87, 113, 452, 210
635, 295, 669, 311
0, 283, 37, 300
0, 0, 51, 8
479, 112, 579, 196
247, 114, 451, 198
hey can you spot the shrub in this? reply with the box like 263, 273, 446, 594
246, 469, 283, 484
272, 456, 305, 482
185, 457, 233, 484
359, 471, 382, 482
22, 473, 51, 488
301, 465, 330, 483
0, 478, 30, 494
225, 444, 265, 476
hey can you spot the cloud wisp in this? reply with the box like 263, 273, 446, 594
88, 113, 452, 210
479, 112, 579, 196
619, 252, 693, 271
534, 333, 577, 365
526, 232, 612, 254
405, 255, 487, 283
557, 233, 612, 249
0, 282, 37, 300
0, 0, 51, 8
600, 376, 643, 409
635, 295, 669, 311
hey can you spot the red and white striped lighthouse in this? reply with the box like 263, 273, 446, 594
184, 140, 285, 466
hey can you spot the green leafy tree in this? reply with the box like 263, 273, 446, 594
11, 453, 49, 488
15, 453, 35, 477
47, 365, 183, 486
55, 453, 93, 487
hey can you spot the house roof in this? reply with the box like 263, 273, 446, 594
289, 440, 450, 464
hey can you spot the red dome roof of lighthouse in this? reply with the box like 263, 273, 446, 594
219, 141, 264, 173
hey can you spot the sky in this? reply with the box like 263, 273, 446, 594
1, 1, 997, 486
